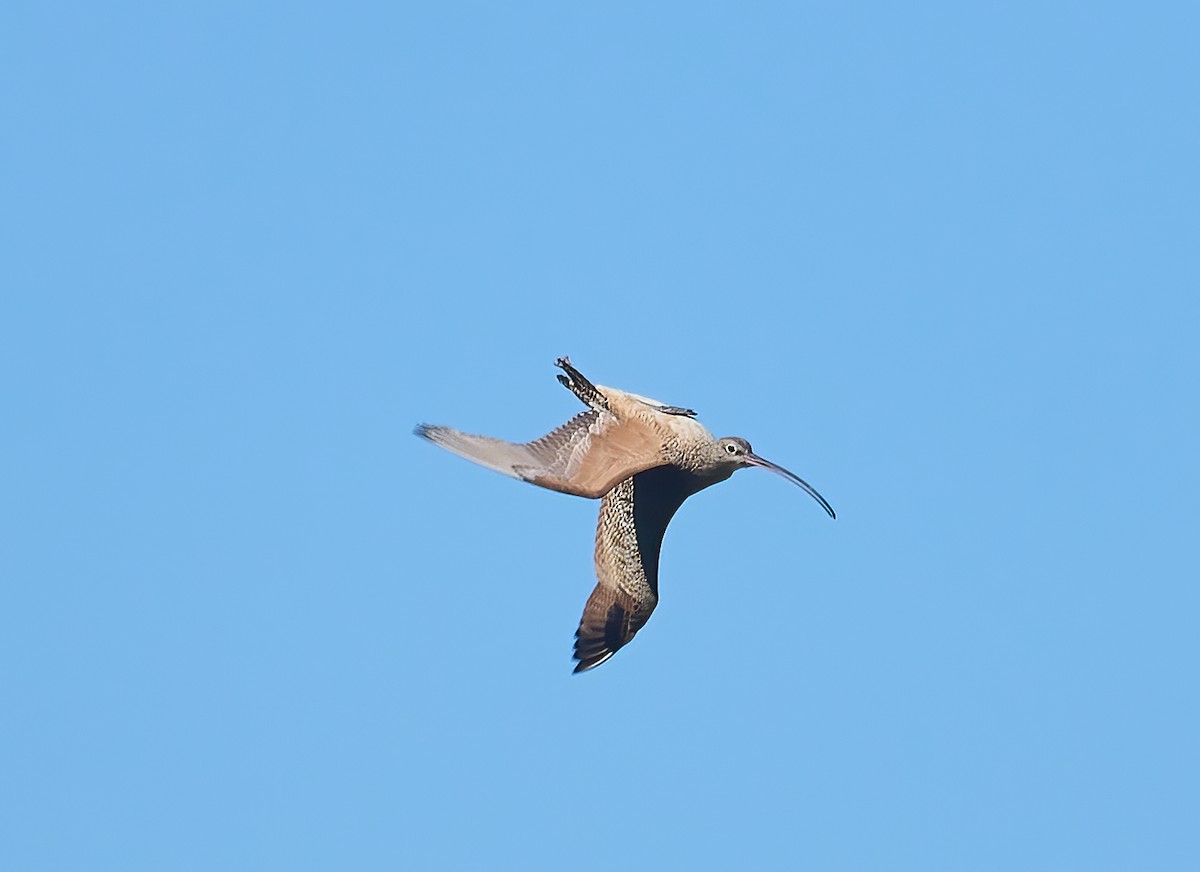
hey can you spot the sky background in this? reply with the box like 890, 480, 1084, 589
3, 2, 1198, 870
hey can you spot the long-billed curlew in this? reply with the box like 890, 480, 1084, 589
415, 357, 835, 672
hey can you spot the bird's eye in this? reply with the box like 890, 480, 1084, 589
725, 442, 739, 455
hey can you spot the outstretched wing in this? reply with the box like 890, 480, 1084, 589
573, 465, 698, 671
415, 411, 667, 499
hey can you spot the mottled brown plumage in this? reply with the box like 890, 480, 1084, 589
415, 357, 835, 672
575, 464, 710, 670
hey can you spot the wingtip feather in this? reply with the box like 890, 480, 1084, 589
415, 423, 455, 442
572, 650, 616, 673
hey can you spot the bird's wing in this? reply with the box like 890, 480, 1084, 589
415, 411, 667, 499
573, 466, 697, 672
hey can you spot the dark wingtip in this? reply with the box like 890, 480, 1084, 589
413, 423, 434, 440
571, 602, 627, 673
572, 634, 609, 672
572, 651, 615, 673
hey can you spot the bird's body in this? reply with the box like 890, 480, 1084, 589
416, 358, 834, 672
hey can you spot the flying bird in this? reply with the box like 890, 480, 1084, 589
415, 357, 835, 672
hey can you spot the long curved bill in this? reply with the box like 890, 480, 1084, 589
745, 453, 836, 519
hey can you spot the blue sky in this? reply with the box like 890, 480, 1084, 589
3, 2, 1198, 869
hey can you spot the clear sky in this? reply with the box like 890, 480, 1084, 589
3, 2, 1198, 870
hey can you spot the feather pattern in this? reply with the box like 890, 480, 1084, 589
415, 399, 686, 499
573, 465, 705, 671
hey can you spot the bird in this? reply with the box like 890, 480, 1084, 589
415, 357, 835, 672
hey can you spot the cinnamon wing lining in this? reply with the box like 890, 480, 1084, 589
417, 370, 681, 500
521, 413, 669, 499
416, 410, 666, 499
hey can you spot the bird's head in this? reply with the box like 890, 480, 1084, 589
711, 436, 836, 519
